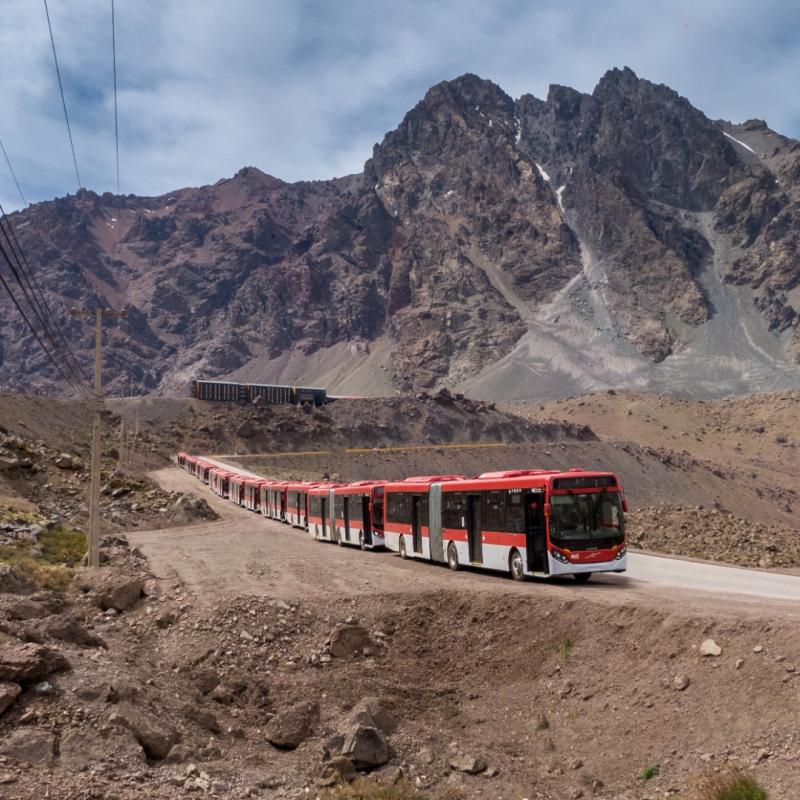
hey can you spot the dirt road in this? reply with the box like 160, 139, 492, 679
128, 468, 800, 618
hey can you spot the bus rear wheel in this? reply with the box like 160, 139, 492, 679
399, 537, 407, 559
574, 572, 592, 583
447, 543, 460, 571
509, 549, 526, 581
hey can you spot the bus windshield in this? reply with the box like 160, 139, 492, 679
549, 492, 624, 549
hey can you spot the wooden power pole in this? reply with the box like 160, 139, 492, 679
72, 308, 127, 567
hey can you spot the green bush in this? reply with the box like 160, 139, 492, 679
641, 763, 660, 781
38, 527, 87, 566
556, 636, 575, 661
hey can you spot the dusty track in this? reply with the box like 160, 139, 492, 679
129, 468, 800, 620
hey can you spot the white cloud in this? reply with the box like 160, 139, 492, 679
0, 0, 797, 211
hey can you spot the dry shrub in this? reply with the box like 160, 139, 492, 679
321, 778, 463, 800
692, 766, 767, 800
14, 560, 74, 592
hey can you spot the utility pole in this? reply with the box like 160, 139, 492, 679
72, 308, 127, 567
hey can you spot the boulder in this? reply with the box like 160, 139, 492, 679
90, 575, 145, 612
109, 701, 179, 760
318, 756, 356, 786
0, 728, 56, 765
0, 643, 70, 683
8, 593, 65, 621
266, 701, 319, 750
0, 565, 36, 595
341, 724, 389, 770
329, 623, 375, 658
449, 752, 487, 774
0, 682, 21, 716
35, 612, 106, 648
346, 696, 397, 734
59, 727, 145, 771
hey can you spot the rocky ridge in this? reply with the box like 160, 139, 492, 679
2, 69, 799, 399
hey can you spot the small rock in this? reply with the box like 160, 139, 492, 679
700, 639, 722, 657
449, 752, 487, 774
672, 674, 690, 691
753, 645, 764, 653
534, 712, 550, 730
318, 756, 356, 786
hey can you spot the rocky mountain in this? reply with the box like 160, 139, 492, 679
2, 67, 799, 399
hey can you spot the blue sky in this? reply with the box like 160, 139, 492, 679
1, 0, 798, 211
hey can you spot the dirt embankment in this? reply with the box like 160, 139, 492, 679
0, 522, 797, 800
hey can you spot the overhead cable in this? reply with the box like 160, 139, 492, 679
0, 139, 27, 208
43, 0, 82, 190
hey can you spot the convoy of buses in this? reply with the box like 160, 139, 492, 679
176, 453, 628, 581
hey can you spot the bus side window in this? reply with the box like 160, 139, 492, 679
481, 490, 505, 532
420, 495, 429, 527
506, 492, 525, 533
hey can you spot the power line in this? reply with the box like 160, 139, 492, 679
43, 0, 81, 190
111, 0, 120, 194
0, 239, 88, 396
0, 139, 27, 208
0, 202, 91, 391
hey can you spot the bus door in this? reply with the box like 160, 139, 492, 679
467, 494, 483, 563
362, 496, 372, 545
411, 496, 422, 553
344, 497, 351, 542
524, 492, 546, 572
320, 497, 327, 539
295, 493, 301, 524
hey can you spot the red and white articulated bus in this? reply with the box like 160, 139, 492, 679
286, 482, 319, 529
243, 478, 267, 512
383, 469, 626, 581
330, 481, 387, 549
261, 481, 289, 522
307, 484, 344, 542
209, 468, 237, 498
228, 475, 247, 506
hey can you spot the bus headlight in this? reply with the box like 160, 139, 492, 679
614, 546, 627, 560
550, 549, 570, 564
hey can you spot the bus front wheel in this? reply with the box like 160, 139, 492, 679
399, 537, 407, 559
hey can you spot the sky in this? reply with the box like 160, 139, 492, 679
0, 0, 798, 211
